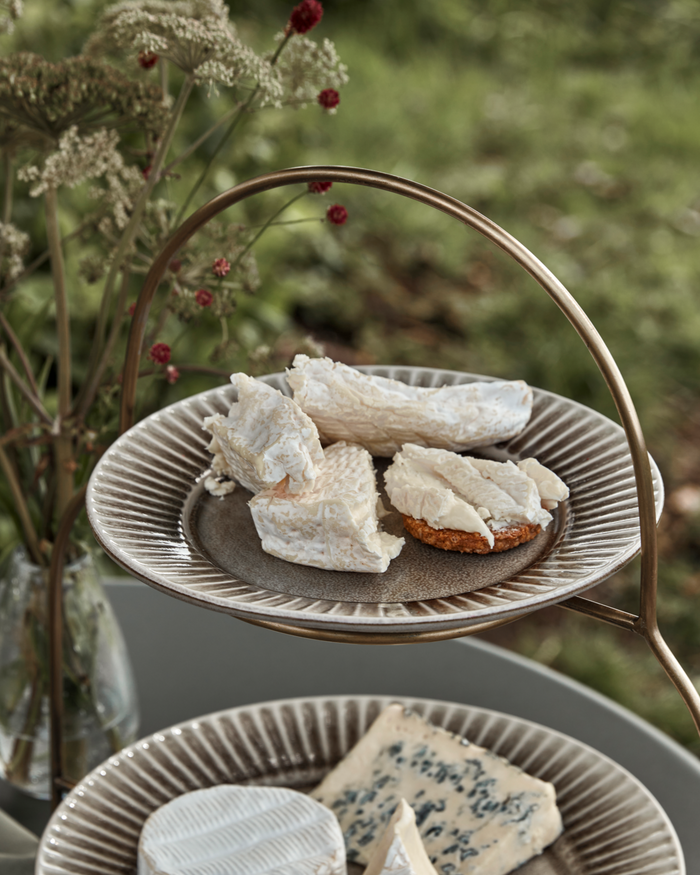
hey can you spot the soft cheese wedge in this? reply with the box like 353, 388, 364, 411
364, 799, 439, 875
384, 444, 568, 549
137, 784, 346, 875
249, 441, 404, 572
312, 704, 564, 875
286, 355, 533, 456
203, 373, 324, 495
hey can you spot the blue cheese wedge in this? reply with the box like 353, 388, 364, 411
364, 798, 439, 875
137, 784, 346, 875
249, 441, 404, 572
384, 444, 567, 548
312, 704, 563, 875
286, 355, 533, 457
203, 373, 324, 495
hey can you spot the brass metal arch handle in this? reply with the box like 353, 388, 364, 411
118, 165, 699, 734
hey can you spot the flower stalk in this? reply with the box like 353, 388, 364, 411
0, 150, 13, 270
76, 74, 195, 420
0, 345, 51, 424
175, 30, 294, 225
0, 443, 44, 565
44, 185, 74, 524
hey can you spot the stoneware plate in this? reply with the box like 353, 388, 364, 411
86, 366, 664, 637
36, 695, 683, 875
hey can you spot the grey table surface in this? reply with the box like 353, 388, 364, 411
2, 579, 699, 872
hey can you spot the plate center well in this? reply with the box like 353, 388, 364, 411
188, 458, 564, 604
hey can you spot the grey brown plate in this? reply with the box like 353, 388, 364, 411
86, 366, 663, 636
36, 695, 683, 875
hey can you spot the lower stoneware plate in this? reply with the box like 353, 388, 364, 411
86, 366, 663, 638
36, 695, 683, 875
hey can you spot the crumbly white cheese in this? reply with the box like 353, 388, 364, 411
384, 444, 568, 547
249, 441, 404, 572
137, 784, 346, 875
364, 799, 439, 875
312, 704, 563, 875
517, 457, 570, 509
286, 356, 533, 457
203, 373, 324, 495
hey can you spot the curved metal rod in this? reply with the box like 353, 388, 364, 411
49, 484, 87, 809
118, 165, 700, 733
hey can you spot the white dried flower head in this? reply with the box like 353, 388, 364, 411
17, 126, 143, 203
88, 1, 283, 105
0, 0, 23, 35
78, 254, 107, 284
230, 246, 260, 294
90, 163, 144, 231
0, 221, 30, 281
144, 197, 177, 237
272, 34, 348, 106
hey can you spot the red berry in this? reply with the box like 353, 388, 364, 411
138, 51, 159, 69
212, 257, 231, 277
317, 88, 340, 110
195, 288, 213, 307
148, 343, 171, 364
289, 0, 323, 34
308, 181, 333, 194
326, 204, 348, 225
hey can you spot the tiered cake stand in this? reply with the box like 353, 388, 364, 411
46, 167, 700, 837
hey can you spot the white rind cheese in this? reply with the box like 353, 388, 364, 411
312, 704, 564, 875
249, 441, 404, 572
364, 798, 439, 875
286, 355, 533, 457
137, 784, 346, 875
384, 444, 568, 547
203, 373, 324, 495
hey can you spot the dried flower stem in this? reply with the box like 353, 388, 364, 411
0, 444, 44, 565
45, 185, 74, 523
0, 310, 39, 396
163, 104, 240, 174
231, 191, 306, 272
90, 266, 132, 394
76, 74, 195, 420
0, 221, 90, 301
175, 31, 293, 225
6, 665, 44, 787
159, 57, 169, 102
246, 217, 322, 229
0, 421, 42, 449
0, 150, 13, 271
0, 345, 51, 424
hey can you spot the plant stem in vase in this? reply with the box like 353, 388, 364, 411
0, 547, 139, 798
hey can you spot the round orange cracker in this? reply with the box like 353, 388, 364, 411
401, 514, 541, 554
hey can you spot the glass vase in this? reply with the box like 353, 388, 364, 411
0, 546, 139, 799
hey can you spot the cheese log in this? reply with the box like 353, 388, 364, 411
384, 444, 567, 548
364, 798, 439, 875
203, 373, 324, 495
249, 441, 404, 572
312, 704, 563, 875
137, 784, 346, 875
286, 355, 533, 456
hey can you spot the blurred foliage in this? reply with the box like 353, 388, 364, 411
3, 0, 700, 752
